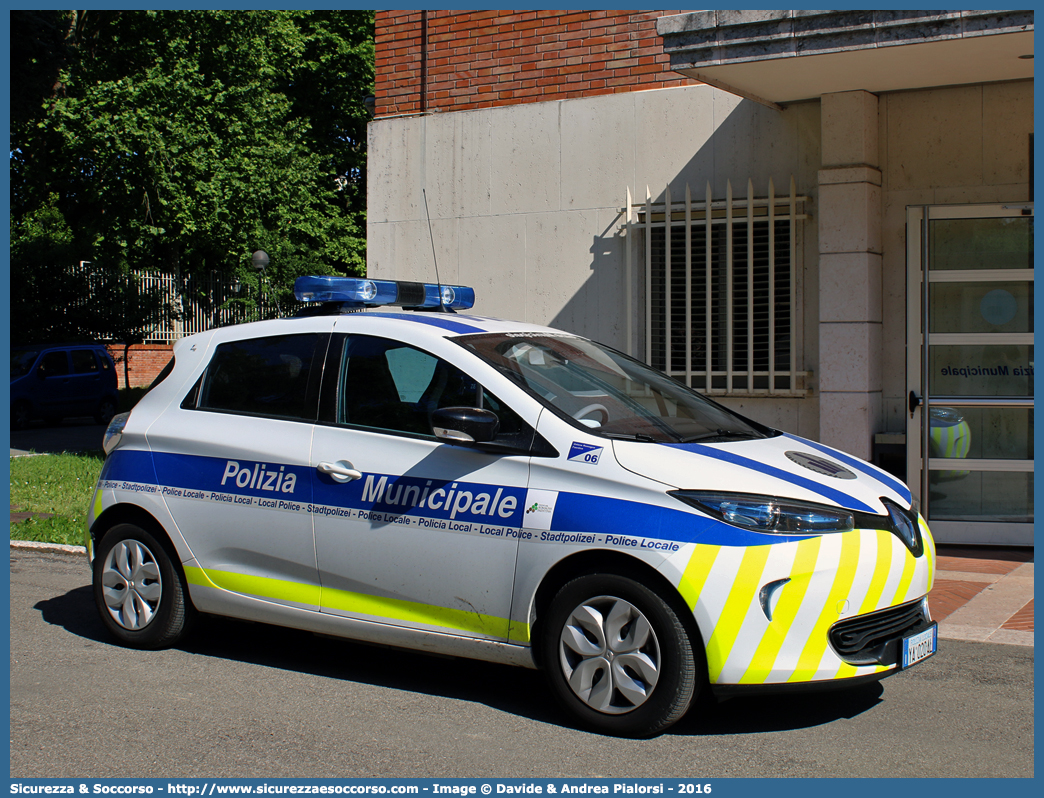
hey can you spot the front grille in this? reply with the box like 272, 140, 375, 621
829, 600, 929, 666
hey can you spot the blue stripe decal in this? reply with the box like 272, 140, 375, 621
100, 450, 807, 548
783, 433, 913, 504
366, 312, 484, 334
663, 442, 878, 513
550, 492, 814, 547
99, 449, 159, 486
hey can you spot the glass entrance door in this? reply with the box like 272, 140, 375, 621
906, 204, 1033, 545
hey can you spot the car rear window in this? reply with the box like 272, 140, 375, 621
196, 333, 323, 421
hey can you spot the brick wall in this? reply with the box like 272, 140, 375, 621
105, 343, 174, 389
375, 10, 696, 116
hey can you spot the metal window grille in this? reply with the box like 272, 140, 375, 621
624, 178, 810, 397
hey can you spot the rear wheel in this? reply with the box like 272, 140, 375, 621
539, 573, 699, 737
95, 397, 117, 426
93, 524, 193, 649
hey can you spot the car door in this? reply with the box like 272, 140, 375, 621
309, 332, 535, 642
145, 330, 331, 612
67, 349, 105, 416
34, 350, 73, 417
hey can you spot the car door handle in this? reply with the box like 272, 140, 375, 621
316, 460, 363, 483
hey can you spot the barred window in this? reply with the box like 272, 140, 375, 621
626, 179, 809, 396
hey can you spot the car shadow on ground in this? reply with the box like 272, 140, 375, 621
35, 585, 884, 737
10, 417, 106, 455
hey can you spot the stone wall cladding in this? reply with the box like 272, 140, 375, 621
375, 10, 696, 116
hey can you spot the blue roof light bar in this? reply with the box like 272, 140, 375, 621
293, 276, 476, 311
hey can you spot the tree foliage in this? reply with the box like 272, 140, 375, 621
10, 10, 374, 344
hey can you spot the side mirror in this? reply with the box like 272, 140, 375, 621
432, 407, 500, 446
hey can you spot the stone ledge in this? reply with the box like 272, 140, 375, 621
658, 10, 1034, 67
818, 166, 883, 186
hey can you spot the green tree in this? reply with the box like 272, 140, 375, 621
10, 9, 374, 343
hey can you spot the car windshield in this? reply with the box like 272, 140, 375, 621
11, 349, 40, 379
456, 333, 771, 444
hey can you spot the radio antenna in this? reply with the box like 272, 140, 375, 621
421, 188, 446, 312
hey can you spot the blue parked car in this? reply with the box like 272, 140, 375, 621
10, 343, 119, 429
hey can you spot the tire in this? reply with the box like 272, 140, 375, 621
95, 397, 117, 426
92, 523, 193, 649
11, 401, 31, 430
539, 573, 700, 737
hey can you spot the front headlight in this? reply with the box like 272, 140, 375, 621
671, 491, 855, 534
671, 490, 925, 555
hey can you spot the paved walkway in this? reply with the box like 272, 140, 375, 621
931, 545, 1034, 647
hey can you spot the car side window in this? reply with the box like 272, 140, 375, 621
338, 335, 532, 449
39, 351, 69, 377
196, 333, 322, 421
71, 350, 99, 374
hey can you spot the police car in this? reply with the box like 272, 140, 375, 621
88, 276, 937, 737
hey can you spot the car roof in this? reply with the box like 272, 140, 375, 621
12, 342, 108, 351
337, 310, 576, 339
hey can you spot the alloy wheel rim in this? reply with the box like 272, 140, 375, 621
558, 595, 660, 714
101, 539, 163, 630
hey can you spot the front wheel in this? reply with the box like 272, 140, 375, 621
539, 573, 700, 737
93, 523, 193, 649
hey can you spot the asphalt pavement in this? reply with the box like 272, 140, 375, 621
10, 415, 107, 457
8, 548, 1035, 778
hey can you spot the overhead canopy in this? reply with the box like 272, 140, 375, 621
657, 10, 1034, 108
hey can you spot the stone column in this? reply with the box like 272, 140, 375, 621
817, 90, 883, 460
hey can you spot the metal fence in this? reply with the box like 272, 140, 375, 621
134, 269, 281, 343
67, 264, 282, 344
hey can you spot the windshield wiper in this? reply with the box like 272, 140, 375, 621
679, 429, 763, 443
602, 432, 659, 442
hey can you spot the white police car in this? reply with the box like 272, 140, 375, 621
88, 276, 937, 737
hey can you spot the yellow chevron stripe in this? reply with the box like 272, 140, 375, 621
677, 543, 721, 610
789, 533, 861, 682
856, 530, 896, 616
835, 532, 894, 679
738, 536, 821, 684
705, 544, 772, 682
920, 517, 936, 592
92, 490, 104, 521
890, 541, 917, 606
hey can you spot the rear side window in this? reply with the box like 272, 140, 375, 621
71, 350, 99, 373
196, 334, 324, 421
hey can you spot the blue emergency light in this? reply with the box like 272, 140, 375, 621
293, 276, 476, 311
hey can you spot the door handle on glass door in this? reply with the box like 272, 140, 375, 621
909, 391, 922, 416
317, 461, 363, 483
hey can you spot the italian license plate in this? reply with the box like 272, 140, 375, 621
901, 623, 938, 668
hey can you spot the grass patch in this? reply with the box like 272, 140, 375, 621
10, 451, 104, 546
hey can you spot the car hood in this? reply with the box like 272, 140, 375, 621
611, 432, 912, 516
